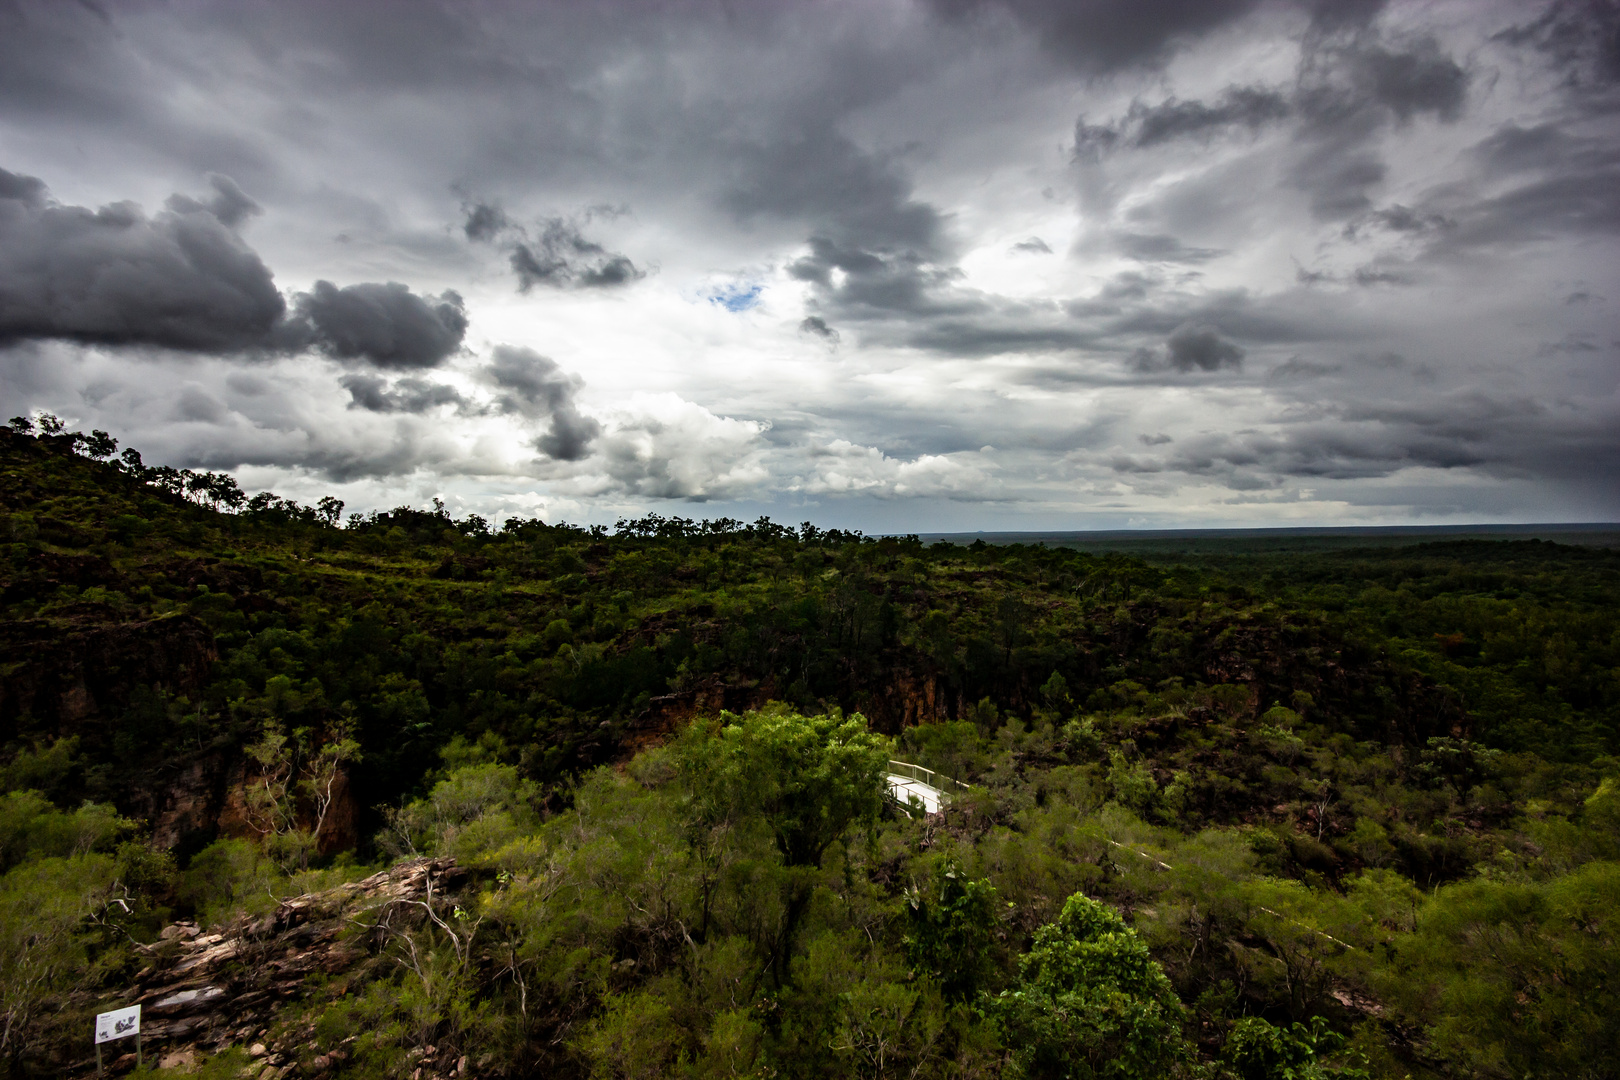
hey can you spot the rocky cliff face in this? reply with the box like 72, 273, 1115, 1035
71, 859, 470, 1078
0, 613, 215, 734
0, 592, 362, 858
142, 754, 359, 857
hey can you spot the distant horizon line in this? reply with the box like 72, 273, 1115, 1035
906, 522, 1620, 542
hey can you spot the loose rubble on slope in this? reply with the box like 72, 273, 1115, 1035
70, 859, 469, 1078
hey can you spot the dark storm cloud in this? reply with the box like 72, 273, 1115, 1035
1286, 35, 1469, 218
1302, 395, 1607, 479
239, 434, 453, 485
462, 203, 645, 292
0, 168, 470, 367
485, 344, 600, 461
1536, 333, 1602, 355
1113, 232, 1223, 263
287, 281, 468, 369
903, 315, 1102, 358
1267, 356, 1341, 382
787, 237, 966, 320
1300, 0, 1389, 32
340, 373, 465, 414
1074, 30, 1469, 224
879, 267, 1342, 365
1343, 204, 1453, 239
510, 220, 644, 291
1167, 325, 1244, 371
1073, 34, 1463, 162
1, 0, 1612, 521
1188, 359, 1620, 493
164, 173, 261, 229
1471, 123, 1586, 173
1346, 38, 1469, 122
1403, 122, 1620, 251
787, 239, 885, 288
0, 167, 287, 352
1128, 324, 1245, 373
1098, 86, 1292, 151
724, 126, 945, 255
799, 316, 840, 344
0, 336, 487, 484
1139, 86, 1291, 145
1351, 264, 1411, 287
1288, 150, 1387, 219
0, 3, 161, 130
174, 385, 228, 423
1267, 351, 1432, 386
1128, 417, 1498, 485
461, 201, 511, 243
1283, 110, 1620, 267
726, 123, 956, 335
1434, 171, 1620, 250
925, 0, 1262, 74
1495, 0, 1620, 95
1097, 284, 1328, 349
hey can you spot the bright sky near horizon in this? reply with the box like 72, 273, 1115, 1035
1, 0, 1616, 530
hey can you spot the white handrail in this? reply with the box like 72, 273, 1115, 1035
885, 760, 969, 817
886, 759, 970, 791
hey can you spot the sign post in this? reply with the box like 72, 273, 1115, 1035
93, 1004, 141, 1074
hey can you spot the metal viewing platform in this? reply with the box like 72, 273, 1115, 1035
886, 760, 969, 817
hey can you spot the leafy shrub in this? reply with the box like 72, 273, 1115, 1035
996, 893, 1191, 1079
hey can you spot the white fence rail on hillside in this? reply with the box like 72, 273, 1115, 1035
885, 759, 970, 817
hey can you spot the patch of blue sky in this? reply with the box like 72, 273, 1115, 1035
709, 282, 763, 312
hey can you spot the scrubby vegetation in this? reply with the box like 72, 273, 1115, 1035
1, 417, 1616, 1078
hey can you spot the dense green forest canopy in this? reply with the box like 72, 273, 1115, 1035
1, 419, 1616, 1079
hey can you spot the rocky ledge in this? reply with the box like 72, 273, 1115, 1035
70, 858, 469, 1078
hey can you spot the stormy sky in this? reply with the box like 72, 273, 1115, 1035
1, 0, 1616, 530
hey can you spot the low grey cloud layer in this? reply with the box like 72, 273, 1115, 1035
1130, 325, 1246, 373
462, 204, 645, 292
926, 0, 1265, 74
486, 345, 602, 462
0, 168, 286, 353
0, 167, 468, 368
340, 373, 464, 415
0, 0, 1614, 528
289, 282, 467, 369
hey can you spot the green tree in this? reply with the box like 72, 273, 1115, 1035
996, 892, 1190, 1080
903, 860, 1000, 1002
677, 706, 890, 984
1223, 1016, 1367, 1080
0, 854, 120, 1072
1381, 860, 1620, 1080
242, 719, 361, 871
380, 761, 540, 866
0, 794, 134, 1074
679, 706, 890, 872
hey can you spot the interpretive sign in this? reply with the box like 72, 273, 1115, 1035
93, 1004, 141, 1072
95, 1004, 140, 1044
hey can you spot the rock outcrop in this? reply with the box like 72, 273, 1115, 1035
70, 859, 468, 1078
0, 613, 216, 731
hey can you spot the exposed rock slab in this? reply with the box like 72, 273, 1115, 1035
68, 858, 466, 1077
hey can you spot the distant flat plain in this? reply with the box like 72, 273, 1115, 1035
912, 523, 1620, 561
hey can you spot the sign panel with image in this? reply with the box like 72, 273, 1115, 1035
94, 1004, 140, 1044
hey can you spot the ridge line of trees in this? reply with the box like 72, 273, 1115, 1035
3, 413, 896, 546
